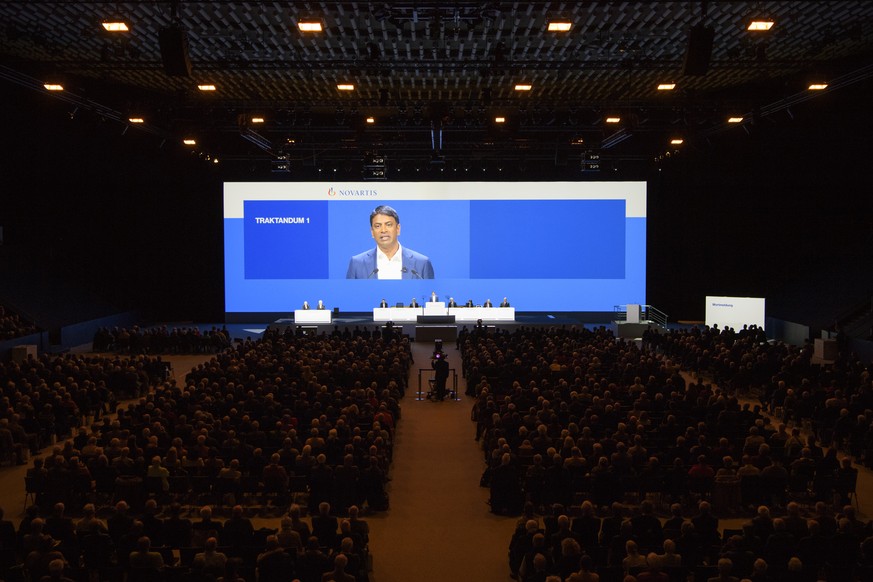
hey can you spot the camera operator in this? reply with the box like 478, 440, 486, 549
431, 350, 450, 401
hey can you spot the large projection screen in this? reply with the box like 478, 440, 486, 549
224, 181, 647, 319
705, 296, 766, 331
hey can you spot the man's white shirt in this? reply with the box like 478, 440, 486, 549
376, 244, 403, 279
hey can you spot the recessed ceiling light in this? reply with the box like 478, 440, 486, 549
808, 83, 828, 90
43, 84, 64, 91
297, 20, 323, 32
337, 83, 355, 91
101, 21, 130, 32
748, 20, 774, 31
251, 117, 265, 124
657, 83, 676, 91
197, 84, 216, 92
570, 137, 585, 145
366, 116, 375, 124
670, 138, 684, 145
494, 116, 506, 123
547, 21, 572, 32
212, 158, 220, 164
728, 116, 743, 123
183, 139, 197, 145
128, 117, 144, 124
514, 83, 532, 91
605, 116, 621, 123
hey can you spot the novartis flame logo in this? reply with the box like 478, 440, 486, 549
327, 187, 337, 197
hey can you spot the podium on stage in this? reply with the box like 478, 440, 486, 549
294, 309, 331, 324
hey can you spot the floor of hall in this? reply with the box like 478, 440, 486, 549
1, 340, 872, 582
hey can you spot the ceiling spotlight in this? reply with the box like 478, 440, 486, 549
43, 83, 64, 91
494, 116, 506, 123
605, 116, 621, 123
212, 158, 220, 164
250, 117, 265, 124
183, 138, 197, 145
197, 84, 216, 92
297, 19, 324, 32
366, 116, 375, 124
808, 83, 828, 90
128, 117, 145, 124
514, 83, 532, 91
747, 20, 774, 31
547, 20, 573, 32
570, 136, 585, 145
727, 116, 743, 123
101, 21, 130, 32
670, 138, 684, 145
657, 83, 676, 91
337, 83, 355, 91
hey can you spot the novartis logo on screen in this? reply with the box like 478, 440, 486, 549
327, 186, 378, 197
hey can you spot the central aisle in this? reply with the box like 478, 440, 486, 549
366, 340, 518, 582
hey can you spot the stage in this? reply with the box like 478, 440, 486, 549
259, 311, 667, 342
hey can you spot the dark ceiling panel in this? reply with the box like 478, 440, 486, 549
1, 1, 872, 166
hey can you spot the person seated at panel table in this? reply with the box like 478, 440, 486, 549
483, 298, 493, 308
302, 301, 310, 310
500, 297, 510, 307
465, 299, 474, 307
316, 300, 326, 310
448, 297, 458, 308
379, 298, 388, 308
409, 298, 419, 308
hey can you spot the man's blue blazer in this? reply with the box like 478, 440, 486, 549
346, 247, 435, 279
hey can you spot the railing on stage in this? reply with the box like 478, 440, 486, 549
613, 304, 668, 328
416, 367, 459, 401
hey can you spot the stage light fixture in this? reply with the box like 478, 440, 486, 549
197, 84, 216, 92
366, 116, 375, 124
514, 83, 532, 91
494, 116, 505, 123
183, 138, 197, 145
728, 116, 743, 123
808, 83, 828, 90
748, 20, 774, 31
251, 117, 265, 124
297, 19, 324, 32
271, 155, 291, 173
657, 83, 676, 91
43, 83, 64, 91
337, 83, 355, 91
547, 20, 572, 32
102, 20, 130, 32
128, 117, 144, 124
605, 116, 621, 123
670, 138, 684, 145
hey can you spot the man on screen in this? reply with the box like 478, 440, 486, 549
346, 205, 435, 279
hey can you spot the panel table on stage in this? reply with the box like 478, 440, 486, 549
294, 309, 332, 324
449, 307, 515, 322
373, 306, 515, 322
373, 307, 423, 322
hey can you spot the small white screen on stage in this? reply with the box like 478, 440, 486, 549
705, 296, 766, 331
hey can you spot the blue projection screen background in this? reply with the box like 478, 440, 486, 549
224, 182, 646, 316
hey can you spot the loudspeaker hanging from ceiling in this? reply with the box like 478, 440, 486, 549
159, 25, 192, 77
683, 23, 715, 76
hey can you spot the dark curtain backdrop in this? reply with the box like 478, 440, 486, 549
2, 79, 872, 326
